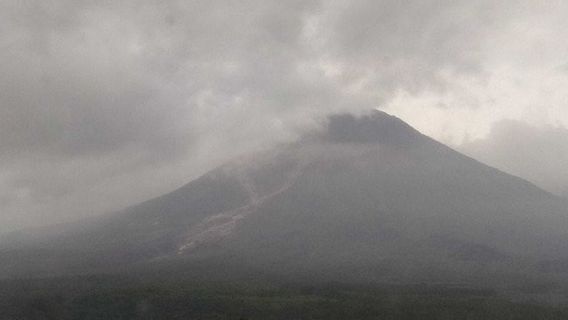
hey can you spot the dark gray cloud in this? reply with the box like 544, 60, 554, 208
0, 0, 567, 232
460, 121, 568, 198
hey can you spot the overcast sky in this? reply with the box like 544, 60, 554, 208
1, 0, 567, 233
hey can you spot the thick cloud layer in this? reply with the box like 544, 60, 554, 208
1, 0, 567, 232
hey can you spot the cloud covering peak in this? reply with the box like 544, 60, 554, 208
1, 0, 567, 232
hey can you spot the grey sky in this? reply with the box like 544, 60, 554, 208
460, 120, 568, 198
1, 0, 567, 233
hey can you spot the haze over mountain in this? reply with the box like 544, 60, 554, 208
2, 111, 567, 288
3, 1, 568, 317
2, 1, 568, 237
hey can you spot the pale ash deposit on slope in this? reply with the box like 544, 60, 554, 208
178, 156, 307, 254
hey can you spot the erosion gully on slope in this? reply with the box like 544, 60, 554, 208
177, 161, 306, 254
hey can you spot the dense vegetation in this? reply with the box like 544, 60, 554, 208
1, 275, 567, 320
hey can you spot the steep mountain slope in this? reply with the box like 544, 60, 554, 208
1, 111, 568, 287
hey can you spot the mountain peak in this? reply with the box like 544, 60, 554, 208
3, 109, 567, 289
324, 110, 422, 145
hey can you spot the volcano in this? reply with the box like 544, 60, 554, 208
2, 111, 568, 287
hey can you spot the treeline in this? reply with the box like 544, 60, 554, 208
1, 276, 567, 319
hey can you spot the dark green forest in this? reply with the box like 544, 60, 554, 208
2, 275, 567, 320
